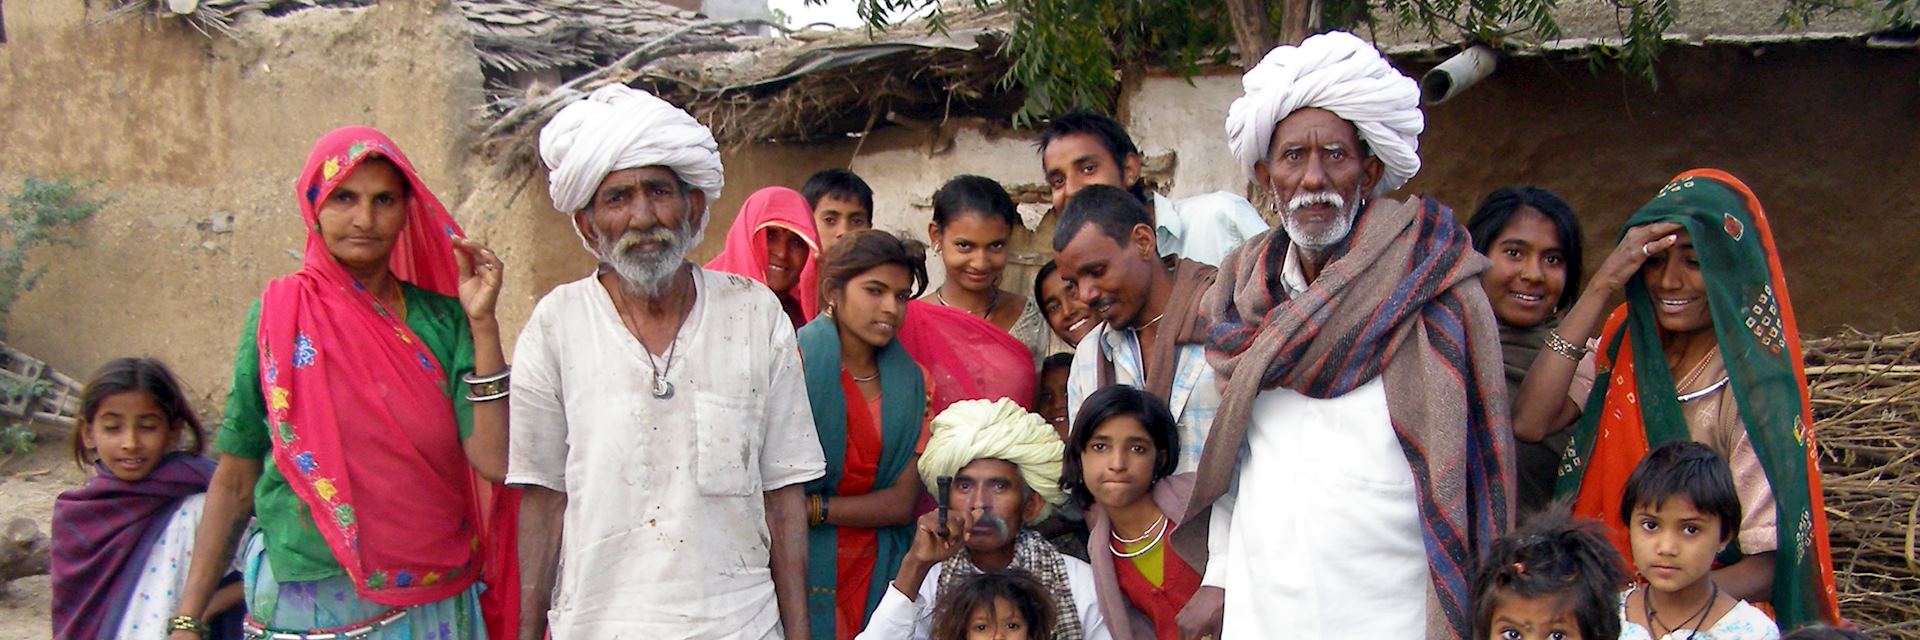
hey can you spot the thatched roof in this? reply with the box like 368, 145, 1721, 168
107, 0, 1019, 175
473, 6, 1019, 177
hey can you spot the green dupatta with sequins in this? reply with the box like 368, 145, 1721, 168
1555, 169, 1842, 629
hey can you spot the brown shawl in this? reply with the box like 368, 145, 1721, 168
1097, 257, 1218, 400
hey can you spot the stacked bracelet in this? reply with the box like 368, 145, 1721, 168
807, 494, 830, 527
463, 366, 511, 402
1544, 331, 1590, 363
167, 615, 208, 638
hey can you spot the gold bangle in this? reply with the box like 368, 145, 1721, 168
1544, 331, 1589, 362
167, 615, 208, 638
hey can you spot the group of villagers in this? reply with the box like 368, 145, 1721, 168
47, 29, 1858, 640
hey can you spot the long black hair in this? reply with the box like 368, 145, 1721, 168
1466, 185, 1584, 312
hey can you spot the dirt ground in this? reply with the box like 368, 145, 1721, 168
0, 423, 99, 640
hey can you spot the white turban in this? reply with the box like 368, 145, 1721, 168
919, 399, 1066, 522
1225, 31, 1424, 196
539, 84, 725, 237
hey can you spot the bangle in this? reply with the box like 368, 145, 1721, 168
1544, 331, 1589, 362
462, 366, 511, 385
806, 495, 822, 527
168, 615, 208, 638
465, 368, 510, 400
820, 495, 830, 525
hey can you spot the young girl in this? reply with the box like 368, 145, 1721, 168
1062, 385, 1201, 640
930, 571, 1058, 640
1619, 441, 1779, 640
1471, 510, 1628, 640
52, 357, 244, 639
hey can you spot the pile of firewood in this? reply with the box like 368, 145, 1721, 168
1805, 330, 1920, 637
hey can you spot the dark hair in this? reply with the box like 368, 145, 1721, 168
929, 571, 1057, 640
1619, 440, 1744, 543
71, 357, 205, 469
1782, 626, 1872, 639
801, 168, 875, 215
1033, 111, 1151, 203
1032, 260, 1059, 301
1466, 186, 1584, 313
931, 175, 1021, 231
1040, 352, 1074, 375
1060, 385, 1179, 509
819, 229, 931, 309
1471, 509, 1630, 640
1051, 184, 1151, 253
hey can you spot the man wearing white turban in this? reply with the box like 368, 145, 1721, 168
1178, 31, 1513, 640
856, 399, 1111, 640
508, 85, 826, 639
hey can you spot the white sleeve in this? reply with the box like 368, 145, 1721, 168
1064, 330, 1100, 433
1202, 469, 1238, 588
758, 316, 826, 491
505, 302, 568, 491
1071, 560, 1115, 640
855, 567, 939, 640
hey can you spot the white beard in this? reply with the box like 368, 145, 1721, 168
598, 220, 692, 298
1282, 183, 1367, 251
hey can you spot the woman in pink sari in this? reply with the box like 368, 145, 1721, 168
168, 127, 515, 640
706, 186, 823, 328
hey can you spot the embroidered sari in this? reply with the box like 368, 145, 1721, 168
245, 127, 517, 636
797, 315, 927, 639
1555, 169, 1842, 629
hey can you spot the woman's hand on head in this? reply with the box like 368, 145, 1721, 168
1587, 221, 1684, 298
452, 236, 503, 322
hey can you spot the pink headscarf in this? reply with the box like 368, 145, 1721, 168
704, 187, 823, 321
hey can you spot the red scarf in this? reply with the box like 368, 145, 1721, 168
256, 127, 513, 622
704, 186, 822, 321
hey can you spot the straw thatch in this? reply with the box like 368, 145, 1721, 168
1806, 329, 1920, 637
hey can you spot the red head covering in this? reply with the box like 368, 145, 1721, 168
257, 128, 515, 635
704, 187, 822, 321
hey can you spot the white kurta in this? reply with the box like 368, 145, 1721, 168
855, 558, 1113, 640
1201, 243, 1426, 638
507, 268, 827, 639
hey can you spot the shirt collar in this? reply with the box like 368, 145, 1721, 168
1282, 242, 1309, 298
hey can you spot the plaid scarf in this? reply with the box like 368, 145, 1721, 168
1179, 195, 1512, 639
51, 454, 214, 640
938, 529, 1083, 640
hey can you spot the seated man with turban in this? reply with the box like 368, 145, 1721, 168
509, 84, 825, 639
1175, 31, 1513, 639
857, 399, 1111, 640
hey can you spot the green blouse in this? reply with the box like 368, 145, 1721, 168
216, 282, 474, 582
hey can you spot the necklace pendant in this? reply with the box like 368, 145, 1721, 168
651, 378, 675, 399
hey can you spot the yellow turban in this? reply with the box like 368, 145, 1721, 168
918, 398, 1065, 522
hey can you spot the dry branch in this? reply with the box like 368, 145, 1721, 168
1806, 329, 1920, 636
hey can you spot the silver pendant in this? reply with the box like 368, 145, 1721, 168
651, 377, 675, 399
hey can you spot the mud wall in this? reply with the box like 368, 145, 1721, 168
0, 0, 486, 413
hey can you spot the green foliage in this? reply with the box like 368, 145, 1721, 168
1780, 0, 1920, 27
832, 0, 1910, 124
0, 177, 108, 340
0, 424, 33, 455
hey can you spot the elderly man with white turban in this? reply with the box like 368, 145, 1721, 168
1174, 32, 1513, 640
856, 399, 1111, 640
507, 85, 826, 639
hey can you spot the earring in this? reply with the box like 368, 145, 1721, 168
824, 301, 836, 317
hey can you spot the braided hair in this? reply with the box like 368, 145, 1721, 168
1471, 508, 1631, 640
